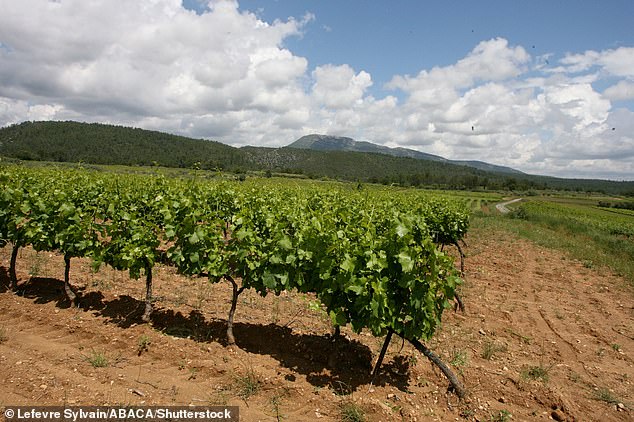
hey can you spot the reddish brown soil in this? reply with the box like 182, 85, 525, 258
0, 226, 632, 421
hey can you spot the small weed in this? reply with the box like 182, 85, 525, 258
460, 408, 475, 418
332, 381, 354, 396
84, 349, 109, 368
270, 395, 283, 421
384, 400, 402, 413
490, 409, 512, 422
339, 400, 365, 422
234, 367, 261, 400
207, 385, 230, 406
137, 335, 151, 355
521, 364, 551, 383
593, 387, 619, 404
506, 328, 531, 344
450, 349, 468, 368
270, 388, 290, 422
408, 354, 418, 367
188, 367, 198, 380
481, 340, 507, 360
582, 260, 594, 269
306, 298, 323, 313
611, 343, 621, 352
0, 326, 8, 343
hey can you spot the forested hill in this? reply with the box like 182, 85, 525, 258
0, 120, 245, 169
1, 121, 633, 195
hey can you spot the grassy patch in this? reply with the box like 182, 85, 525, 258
473, 203, 634, 285
450, 348, 468, 375
481, 340, 507, 360
593, 387, 620, 404
137, 334, 151, 355
84, 349, 109, 368
339, 400, 365, 422
505, 328, 532, 345
269, 388, 290, 422
234, 367, 262, 400
207, 386, 230, 406
521, 364, 551, 383
490, 409, 512, 422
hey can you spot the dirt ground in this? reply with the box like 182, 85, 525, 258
0, 224, 632, 421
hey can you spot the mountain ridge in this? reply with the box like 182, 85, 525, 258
1, 121, 632, 194
288, 134, 523, 175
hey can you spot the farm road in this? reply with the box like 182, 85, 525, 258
496, 198, 522, 213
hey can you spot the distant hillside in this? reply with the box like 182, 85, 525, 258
0, 121, 245, 169
289, 134, 445, 161
289, 134, 523, 175
240, 145, 502, 184
1, 121, 632, 195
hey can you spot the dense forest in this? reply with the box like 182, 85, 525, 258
1, 121, 633, 195
0, 121, 245, 169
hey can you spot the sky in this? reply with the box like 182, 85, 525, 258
1, 1, 634, 180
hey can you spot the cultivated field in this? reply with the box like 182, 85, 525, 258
1, 220, 632, 421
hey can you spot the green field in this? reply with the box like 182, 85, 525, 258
473, 195, 634, 284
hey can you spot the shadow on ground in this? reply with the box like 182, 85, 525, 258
0, 267, 412, 392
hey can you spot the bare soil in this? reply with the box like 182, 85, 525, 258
0, 225, 632, 421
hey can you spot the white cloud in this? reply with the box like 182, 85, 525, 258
386, 38, 530, 105
560, 47, 634, 78
0, 1, 632, 179
311, 64, 373, 109
0, 0, 309, 141
542, 83, 610, 132
604, 80, 634, 101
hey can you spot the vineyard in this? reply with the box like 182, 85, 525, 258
0, 165, 470, 396
2, 165, 633, 421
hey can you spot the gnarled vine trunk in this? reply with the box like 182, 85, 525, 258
371, 329, 394, 381
226, 275, 245, 346
63, 254, 78, 307
396, 331, 467, 399
9, 244, 19, 290
141, 262, 153, 323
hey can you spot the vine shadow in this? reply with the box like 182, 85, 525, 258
1, 273, 412, 392
0, 266, 10, 293
9, 275, 87, 308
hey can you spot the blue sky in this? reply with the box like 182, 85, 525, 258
1, 0, 634, 179
237, 0, 634, 106
231, 1, 634, 92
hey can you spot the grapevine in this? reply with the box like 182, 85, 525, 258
0, 165, 469, 396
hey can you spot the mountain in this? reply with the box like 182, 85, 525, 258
288, 134, 523, 175
1, 121, 632, 195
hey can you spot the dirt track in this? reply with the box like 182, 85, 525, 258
495, 198, 523, 214
0, 224, 632, 421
